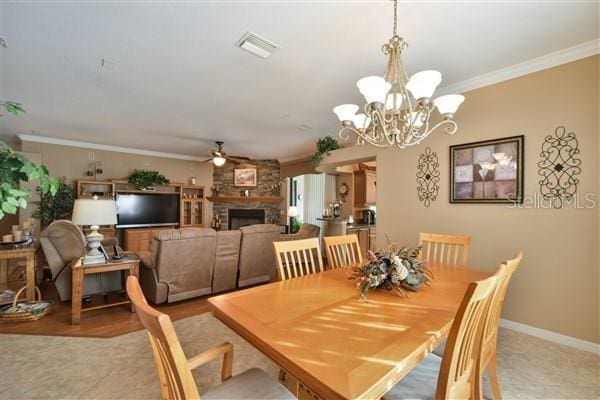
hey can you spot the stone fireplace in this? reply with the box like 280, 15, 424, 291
212, 159, 281, 230
228, 209, 266, 230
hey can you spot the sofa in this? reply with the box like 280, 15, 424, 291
138, 223, 320, 304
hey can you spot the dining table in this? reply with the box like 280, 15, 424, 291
208, 262, 491, 400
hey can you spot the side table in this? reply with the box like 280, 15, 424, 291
0, 246, 37, 305
71, 256, 140, 324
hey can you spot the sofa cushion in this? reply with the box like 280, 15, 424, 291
238, 224, 281, 287
213, 230, 241, 293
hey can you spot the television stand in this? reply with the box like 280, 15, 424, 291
123, 226, 176, 252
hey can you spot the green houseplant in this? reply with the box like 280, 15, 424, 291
311, 136, 341, 167
0, 143, 59, 221
128, 169, 170, 190
33, 178, 75, 228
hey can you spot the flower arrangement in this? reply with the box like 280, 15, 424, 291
351, 239, 432, 301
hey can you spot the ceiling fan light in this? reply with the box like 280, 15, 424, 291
357, 76, 391, 104
213, 156, 226, 167
434, 94, 465, 115
352, 113, 370, 130
406, 70, 442, 100
333, 104, 359, 122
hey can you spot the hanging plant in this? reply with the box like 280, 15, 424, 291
33, 178, 76, 228
128, 169, 170, 190
311, 136, 341, 167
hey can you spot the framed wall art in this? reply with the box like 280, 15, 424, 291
233, 166, 258, 187
450, 135, 524, 203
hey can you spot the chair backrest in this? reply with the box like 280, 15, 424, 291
238, 224, 281, 287
126, 276, 200, 399
419, 232, 471, 266
39, 220, 86, 275
273, 238, 323, 281
436, 270, 499, 399
479, 251, 523, 363
323, 235, 363, 269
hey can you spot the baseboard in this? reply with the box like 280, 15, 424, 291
499, 318, 600, 355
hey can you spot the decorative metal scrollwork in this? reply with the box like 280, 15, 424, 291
538, 126, 581, 208
416, 147, 440, 207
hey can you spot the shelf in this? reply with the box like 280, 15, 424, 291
207, 196, 284, 203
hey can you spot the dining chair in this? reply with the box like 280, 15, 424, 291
419, 232, 471, 266
323, 234, 363, 269
126, 276, 294, 400
474, 251, 523, 400
272, 238, 324, 281
383, 268, 500, 400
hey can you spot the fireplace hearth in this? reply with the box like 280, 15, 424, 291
228, 209, 266, 230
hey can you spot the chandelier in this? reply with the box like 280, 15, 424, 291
333, 0, 465, 149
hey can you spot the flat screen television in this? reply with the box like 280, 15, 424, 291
116, 193, 179, 228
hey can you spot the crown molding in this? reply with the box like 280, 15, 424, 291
439, 38, 600, 95
17, 134, 205, 162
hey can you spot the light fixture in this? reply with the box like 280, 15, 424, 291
235, 31, 279, 59
71, 199, 117, 264
213, 155, 226, 167
333, 0, 465, 149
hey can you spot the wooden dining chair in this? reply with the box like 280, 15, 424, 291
323, 235, 363, 269
272, 238, 324, 281
475, 251, 523, 400
383, 269, 500, 400
419, 232, 471, 266
126, 276, 294, 400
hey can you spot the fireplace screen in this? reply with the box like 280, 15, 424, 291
228, 209, 266, 230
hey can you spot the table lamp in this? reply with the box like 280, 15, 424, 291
288, 206, 299, 233
71, 199, 117, 264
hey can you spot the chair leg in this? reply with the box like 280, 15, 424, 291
487, 354, 502, 400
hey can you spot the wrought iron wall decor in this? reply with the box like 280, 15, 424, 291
416, 147, 440, 207
538, 126, 581, 208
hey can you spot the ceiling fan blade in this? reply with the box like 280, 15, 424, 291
224, 155, 243, 164
200, 157, 214, 163
227, 155, 251, 161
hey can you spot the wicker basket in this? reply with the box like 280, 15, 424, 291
0, 286, 53, 322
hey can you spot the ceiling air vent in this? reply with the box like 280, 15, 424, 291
235, 31, 279, 59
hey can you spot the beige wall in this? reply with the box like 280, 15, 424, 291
320, 56, 599, 343
19, 141, 214, 223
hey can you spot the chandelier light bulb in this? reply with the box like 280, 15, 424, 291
434, 94, 465, 115
213, 156, 226, 167
352, 113, 370, 130
356, 76, 392, 104
333, 104, 359, 122
406, 70, 442, 100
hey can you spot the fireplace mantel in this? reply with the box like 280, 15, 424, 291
207, 196, 284, 203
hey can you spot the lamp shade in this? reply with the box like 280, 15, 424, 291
288, 206, 299, 218
333, 104, 359, 122
406, 70, 442, 100
213, 156, 226, 167
410, 112, 425, 128
356, 76, 392, 104
434, 94, 465, 115
352, 113, 371, 130
71, 199, 117, 226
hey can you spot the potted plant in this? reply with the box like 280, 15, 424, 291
0, 142, 59, 220
33, 178, 75, 228
128, 169, 170, 190
311, 136, 341, 166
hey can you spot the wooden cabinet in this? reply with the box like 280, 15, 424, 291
353, 170, 377, 206
123, 227, 172, 252
76, 180, 115, 199
369, 227, 376, 251
180, 186, 205, 227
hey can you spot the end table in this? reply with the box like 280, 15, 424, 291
71, 256, 140, 324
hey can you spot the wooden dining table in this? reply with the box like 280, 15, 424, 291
208, 263, 491, 400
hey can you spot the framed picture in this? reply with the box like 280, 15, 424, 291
450, 135, 524, 203
234, 166, 258, 187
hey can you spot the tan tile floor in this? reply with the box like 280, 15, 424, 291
1, 313, 598, 399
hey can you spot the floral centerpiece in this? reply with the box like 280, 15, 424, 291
351, 240, 432, 301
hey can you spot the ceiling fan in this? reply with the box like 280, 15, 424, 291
201, 141, 250, 167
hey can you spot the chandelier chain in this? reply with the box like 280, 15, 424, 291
393, 0, 398, 37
